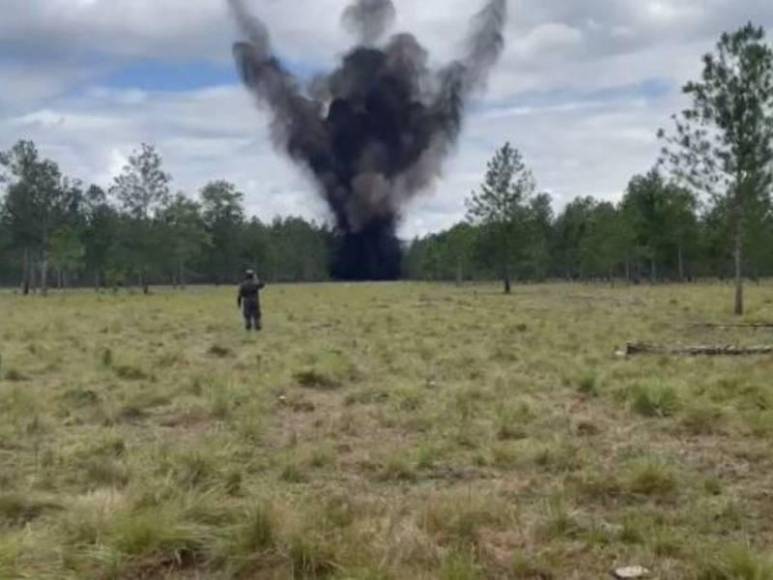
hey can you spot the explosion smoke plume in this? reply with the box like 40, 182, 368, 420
230, 0, 508, 279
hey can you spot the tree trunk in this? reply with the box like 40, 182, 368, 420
57, 268, 63, 290
179, 261, 186, 290
734, 215, 744, 316
94, 271, 101, 292
455, 260, 463, 287
40, 247, 50, 297
21, 248, 30, 295
503, 263, 512, 295
678, 245, 685, 282
650, 258, 657, 285
138, 270, 149, 295
624, 255, 631, 284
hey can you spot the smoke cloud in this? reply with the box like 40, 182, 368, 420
342, 0, 397, 45
230, 0, 508, 280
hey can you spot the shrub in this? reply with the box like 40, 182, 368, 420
625, 460, 678, 498
577, 372, 599, 396
630, 382, 680, 417
697, 545, 773, 580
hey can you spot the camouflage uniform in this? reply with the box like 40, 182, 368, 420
238, 274, 266, 331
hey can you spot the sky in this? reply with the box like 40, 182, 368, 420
2, 0, 773, 238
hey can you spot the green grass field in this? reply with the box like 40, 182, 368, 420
1, 283, 773, 579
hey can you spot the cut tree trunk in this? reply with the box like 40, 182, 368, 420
21, 248, 30, 295
621, 342, 773, 357
40, 249, 49, 297
733, 191, 745, 316
31, 260, 38, 294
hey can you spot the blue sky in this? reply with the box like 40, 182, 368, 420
2, 0, 772, 237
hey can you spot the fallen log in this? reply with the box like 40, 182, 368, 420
619, 342, 773, 357
690, 322, 773, 329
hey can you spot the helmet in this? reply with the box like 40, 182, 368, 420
245, 269, 255, 279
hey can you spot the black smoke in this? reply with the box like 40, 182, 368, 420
230, 0, 508, 280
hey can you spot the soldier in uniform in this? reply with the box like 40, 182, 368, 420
237, 269, 266, 331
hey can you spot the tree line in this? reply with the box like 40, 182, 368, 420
407, 22, 773, 316
0, 142, 332, 293
405, 159, 772, 285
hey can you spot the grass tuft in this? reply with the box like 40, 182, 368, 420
698, 545, 773, 580
0, 494, 61, 525
630, 381, 680, 417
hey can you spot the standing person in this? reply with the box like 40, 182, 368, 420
237, 269, 266, 331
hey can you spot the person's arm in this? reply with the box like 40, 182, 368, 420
258, 280, 267, 290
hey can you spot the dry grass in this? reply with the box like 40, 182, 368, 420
1, 282, 773, 579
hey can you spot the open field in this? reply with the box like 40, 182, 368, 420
1, 283, 773, 579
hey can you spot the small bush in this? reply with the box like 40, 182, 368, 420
101, 348, 113, 367
422, 493, 512, 548
577, 372, 599, 396
174, 452, 217, 489
3, 369, 28, 382
625, 460, 678, 498
117, 404, 146, 423
630, 382, 680, 417
511, 553, 555, 579
286, 533, 338, 578
113, 365, 149, 381
279, 461, 307, 484
378, 455, 416, 482
241, 504, 276, 553
495, 403, 531, 441
440, 550, 483, 580
681, 402, 724, 435
62, 387, 100, 407
208, 344, 233, 358
697, 545, 773, 580
106, 509, 209, 565
83, 458, 131, 489
539, 498, 583, 540
746, 411, 773, 438
295, 369, 341, 390
0, 494, 60, 525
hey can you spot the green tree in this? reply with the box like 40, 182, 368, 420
0, 140, 70, 296
49, 226, 85, 288
445, 223, 476, 285
161, 194, 211, 288
523, 192, 553, 281
110, 144, 172, 293
659, 23, 773, 314
81, 185, 117, 290
622, 171, 673, 282
579, 202, 630, 281
466, 143, 536, 294
553, 197, 596, 280
201, 180, 245, 284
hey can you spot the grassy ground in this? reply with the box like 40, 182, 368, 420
1, 282, 773, 579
